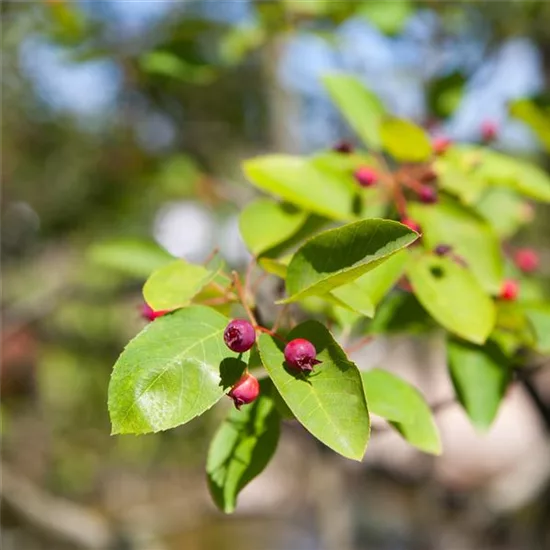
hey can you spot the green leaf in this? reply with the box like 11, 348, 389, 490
475, 188, 530, 238
87, 238, 173, 278
427, 71, 466, 119
353, 249, 409, 305
143, 260, 216, 311
407, 255, 495, 344
358, 0, 412, 35
258, 321, 370, 460
330, 282, 375, 318
239, 199, 308, 257
435, 152, 487, 204
448, 340, 511, 431
206, 380, 280, 513
243, 155, 357, 221
322, 74, 385, 149
362, 369, 441, 454
523, 303, 550, 353
408, 200, 503, 293
140, 51, 216, 85
509, 99, 550, 152
380, 118, 432, 162
282, 219, 418, 303
108, 306, 236, 434
258, 257, 289, 279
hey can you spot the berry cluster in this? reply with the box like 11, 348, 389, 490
222, 319, 320, 409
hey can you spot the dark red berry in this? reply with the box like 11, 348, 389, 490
418, 185, 438, 204
432, 136, 451, 155
481, 120, 498, 142
514, 248, 539, 273
354, 166, 377, 187
434, 244, 452, 256
141, 303, 170, 321
284, 338, 321, 373
333, 140, 353, 154
499, 279, 519, 301
401, 217, 421, 233
421, 167, 438, 182
228, 373, 259, 409
224, 319, 256, 353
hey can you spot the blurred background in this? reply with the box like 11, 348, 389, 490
2, 1, 550, 549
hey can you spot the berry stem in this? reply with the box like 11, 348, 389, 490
344, 335, 374, 355
272, 304, 289, 332
203, 247, 220, 266
232, 271, 258, 326
255, 325, 286, 343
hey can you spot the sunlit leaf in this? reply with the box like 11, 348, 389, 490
380, 118, 432, 162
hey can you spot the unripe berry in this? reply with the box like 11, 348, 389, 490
333, 140, 353, 154
418, 185, 438, 204
434, 244, 452, 256
401, 217, 421, 233
224, 319, 256, 353
141, 303, 170, 321
514, 248, 539, 273
284, 338, 321, 373
228, 373, 259, 409
432, 136, 452, 155
354, 166, 377, 188
481, 120, 498, 142
499, 279, 520, 301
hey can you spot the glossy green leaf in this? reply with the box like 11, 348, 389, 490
448, 340, 511, 431
523, 303, 550, 353
408, 200, 503, 293
243, 155, 357, 221
258, 321, 370, 460
362, 369, 441, 454
322, 74, 385, 149
207, 380, 280, 513
143, 260, 216, 311
140, 51, 216, 85
475, 187, 529, 238
435, 152, 487, 204
407, 255, 495, 344
109, 306, 236, 434
239, 199, 308, 257
510, 99, 550, 152
259, 256, 290, 279
282, 219, 418, 303
87, 238, 173, 278
380, 118, 432, 162
330, 282, 375, 318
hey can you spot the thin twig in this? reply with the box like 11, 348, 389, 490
232, 271, 257, 326
344, 335, 374, 355
202, 247, 219, 266
272, 304, 289, 332
244, 257, 256, 298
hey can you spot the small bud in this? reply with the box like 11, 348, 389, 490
354, 166, 378, 188
228, 373, 260, 409
514, 248, 539, 273
418, 185, 438, 204
333, 140, 353, 154
401, 217, 421, 233
481, 120, 498, 142
499, 279, 520, 301
432, 136, 452, 156
224, 319, 256, 353
141, 303, 170, 322
284, 338, 321, 373
421, 167, 438, 182
434, 244, 452, 256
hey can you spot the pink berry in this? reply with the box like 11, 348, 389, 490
481, 120, 498, 142
224, 319, 256, 353
432, 136, 452, 155
228, 373, 260, 409
418, 185, 438, 204
333, 140, 353, 154
284, 338, 321, 373
401, 217, 421, 233
514, 248, 539, 273
354, 166, 378, 187
141, 303, 170, 322
499, 279, 520, 301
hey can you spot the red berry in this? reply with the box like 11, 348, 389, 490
284, 338, 321, 373
401, 217, 421, 233
499, 279, 520, 301
141, 303, 170, 321
432, 136, 452, 155
354, 166, 378, 187
514, 248, 539, 273
418, 185, 438, 204
228, 373, 259, 409
481, 120, 498, 142
333, 140, 353, 154
224, 319, 256, 353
